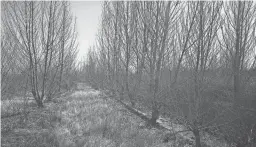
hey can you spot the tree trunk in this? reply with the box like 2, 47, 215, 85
234, 1, 242, 108
193, 128, 201, 147
128, 93, 135, 107
59, 1, 67, 92
150, 104, 160, 126
32, 91, 44, 108
37, 99, 44, 108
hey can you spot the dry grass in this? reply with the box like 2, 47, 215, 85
53, 87, 166, 147
1, 102, 60, 147
2, 83, 222, 147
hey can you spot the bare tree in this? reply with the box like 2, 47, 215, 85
80, 1, 256, 146
2, 1, 77, 107
218, 1, 256, 146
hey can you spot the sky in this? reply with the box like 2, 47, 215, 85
70, 1, 102, 61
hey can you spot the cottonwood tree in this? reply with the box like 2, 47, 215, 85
2, 1, 77, 107
218, 1, 256, 146
119, 1, 136, 106
184, 2, 223, 147
220, 1, 256, 107
156, 2, 225, 146
144, 1, 181, 125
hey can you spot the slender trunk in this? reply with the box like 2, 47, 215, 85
133, 21, 147, 106
37, 99, 44, 108
150, 104, 159, 126
124, 3, 134, 106
41, 2, 53, 100
32, 90, 44, 107
112, 3, 119, 94
194, 1, 204, 103
193, 128, 201, 147
150, 2, 172, 125
148, 2, 160, 125
234, 1, 242, 108
28, 1, 44, 107
59, 2, 66, 92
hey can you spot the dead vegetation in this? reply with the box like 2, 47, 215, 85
2, 83, 226, 147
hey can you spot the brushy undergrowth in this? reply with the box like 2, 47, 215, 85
1, 101, 61, 147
